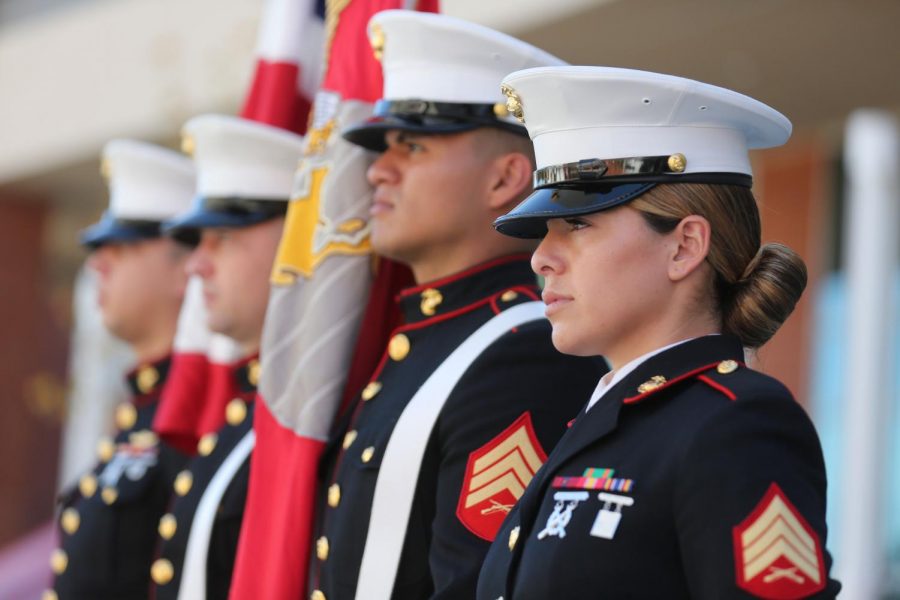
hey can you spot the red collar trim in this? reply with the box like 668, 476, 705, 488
398, 254, 533, 299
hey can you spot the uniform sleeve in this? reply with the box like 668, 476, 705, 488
674, 379, 841, 599
425, 321, 603, 599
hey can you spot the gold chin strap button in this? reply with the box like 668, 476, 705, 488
197, 432, 218, 456
388, 334, 410, 361
327, 483, 341, 508
158, 513, 177, 540
136, 365, 159, 394
61, 508, 80, 535
667, 153, 687, 173
96, 437, 116, 463
361, 381, 382, 402
316, 536, 330, 561
419, 288, 443, 316
342, 430, 357, 450
226, 398, 248, 426
637, 375, 667, 394
151, 558, 175, 585
508, 526, 520, 551
247, 359, 261, 387
115, 403, 138, 430
79, 474, 98, 498
174, 470, 193, 496
716, 359, 739, 374
50, 549, 68, 574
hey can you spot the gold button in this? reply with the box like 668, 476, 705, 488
508, 526, 520, 551
101, 487, 118, 505
327, 483, 341, 508
311, 590, 326, 600
79, 474, 97, 498
361, 381, 382, 401
197, 432, 218, 456
500, 290, 519, 302
342, 430, 357, 450
667, 153, 687, 173
137, 365, 159, 394
226, 398, 248, 426
247, 359, 261, 386
151, 558, 174, 585
419, 288, 443, 316
316, 536, 329, 561
637, 375, 667, 394
129, 429, 158, 450
717, 359, 739, 374
115, 403, 138, 430
174, 470, 193, 496
158, 513, 177, 540
61, 508, 80, 535
96, 436, 115, 462
50, 548, 68, 574
388, 334, 410, 361
42, 590, 58, 600
361, 446, 375, 463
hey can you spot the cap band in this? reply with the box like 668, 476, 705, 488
372, 99, 526, 134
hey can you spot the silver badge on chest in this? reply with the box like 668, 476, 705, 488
590, 492, 634, 539
537, 491, 589, 539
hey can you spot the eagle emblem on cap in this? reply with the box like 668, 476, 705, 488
500, 84, 525, 124
369, 24, 385, 62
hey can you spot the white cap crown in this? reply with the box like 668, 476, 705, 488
372, 10, 566, 112
183, 114, 305, 200
103, 140, 195, 221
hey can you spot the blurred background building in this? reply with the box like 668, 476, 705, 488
0, 0, 897, 596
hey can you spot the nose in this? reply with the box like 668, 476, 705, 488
366, 149, 398, 188
185, 234, 214, 279
87, 246, 111, 275
531, 227, 563, 278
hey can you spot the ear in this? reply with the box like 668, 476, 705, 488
668, 215, 711, 282
485, 152, 533, 212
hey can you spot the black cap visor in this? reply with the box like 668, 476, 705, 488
163, 196, 287, 239
494, 183, 658, 239
342, 99, 526, 151
81, 212, 165, 249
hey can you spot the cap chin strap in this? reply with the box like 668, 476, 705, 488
534, 155, 752, 189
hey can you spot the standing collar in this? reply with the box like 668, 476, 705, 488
396, 254, 538, 325
125, 355, 172, 402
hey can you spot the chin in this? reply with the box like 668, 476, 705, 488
550, 327, 592, 357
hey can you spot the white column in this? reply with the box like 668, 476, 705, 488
837, 109, 900, 598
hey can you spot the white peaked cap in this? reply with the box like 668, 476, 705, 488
502, 66, 792, 176
184, 114, 305, 200
104, 139, 195, 221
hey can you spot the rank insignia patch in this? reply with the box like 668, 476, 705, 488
733, 483, 826, 599
457, 412, 547, 541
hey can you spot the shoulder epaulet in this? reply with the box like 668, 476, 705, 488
695, 359, 745, 401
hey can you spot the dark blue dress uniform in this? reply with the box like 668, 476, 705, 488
309, 256, 607, 600
477, 335, 841, 599
48, 357, 187, 600
150, 357, 259, 600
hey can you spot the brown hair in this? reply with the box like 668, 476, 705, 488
630, 183, 807, 349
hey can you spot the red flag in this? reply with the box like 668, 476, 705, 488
229, 1, 436, 598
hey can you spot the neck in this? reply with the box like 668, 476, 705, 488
132, 334, 174, 365
605, 314, 719, 371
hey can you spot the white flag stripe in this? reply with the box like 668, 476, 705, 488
741, 495, 817, 553
173, 277, 212, 352
743, 515, 819, 566
744, 537, 822, 583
